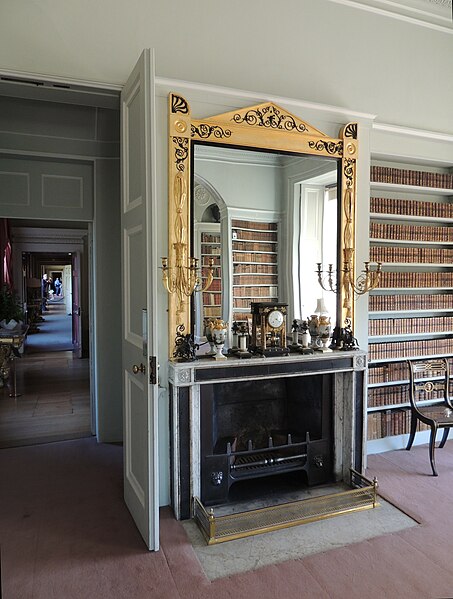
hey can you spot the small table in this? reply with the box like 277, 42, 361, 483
0, 326, 29, 397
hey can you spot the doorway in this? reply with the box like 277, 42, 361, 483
0, 77, 122, 445
0, 226, 92, 448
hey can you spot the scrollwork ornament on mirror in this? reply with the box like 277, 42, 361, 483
308, 140, 343, 156
344, 123, 358, 139
191, 123, 232, 140
173, 137, 189, 172
171, 94, 189, 114
232, 105, 308, 133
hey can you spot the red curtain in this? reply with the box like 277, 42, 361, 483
0, 219, 13, 288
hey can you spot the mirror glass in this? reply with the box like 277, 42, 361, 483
192, 143, 340, 348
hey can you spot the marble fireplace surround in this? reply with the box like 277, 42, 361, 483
168, 350, 367, 521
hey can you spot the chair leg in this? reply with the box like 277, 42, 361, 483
439, 427, 449, 448
429, 426, 438, 476
406, 413, 417, 451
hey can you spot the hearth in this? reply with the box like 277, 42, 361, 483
169, 351, 367, 522
200, 376, 332, 506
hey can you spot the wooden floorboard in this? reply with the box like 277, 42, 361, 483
0, 305, 91, 448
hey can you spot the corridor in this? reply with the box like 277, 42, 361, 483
0, 303, 91, 448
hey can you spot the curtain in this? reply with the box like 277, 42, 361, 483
0, 219, 13, 288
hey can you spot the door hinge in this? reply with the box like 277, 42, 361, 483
149, 355, 157, 385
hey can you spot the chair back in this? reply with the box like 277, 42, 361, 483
407, 358, 451, 415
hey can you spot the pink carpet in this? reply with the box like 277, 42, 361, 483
1, 437, 453, 598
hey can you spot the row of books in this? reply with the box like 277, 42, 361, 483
201, 244, 221, 255
232, 311, 253, 321
232, 241, 277, 253
231, 219, 278, 231
369, 294, 453, 311
233, 274, 278, 285
370, 246, 453, 264
367, 409, 429, 440
370, 197, 453, 219
370, 166, 453, 189
234, 298, 278, 309
234, 263, 278, 274
370, 222, 453, 243
234, 285, 279, 298
203, 307, 222, 318
367, 384, 447, 408
200, 233, 220, 243
369, 316, 453, 336
378, 271, 453, 288
202, 292, 221, 306
368, 384, 409, 407
368, 359, 453, 384
369, 338, 453, 361
201, 256, 221, 267
232, 252, 277, 264
233, 229, 278, 242
205, 278, 221, 291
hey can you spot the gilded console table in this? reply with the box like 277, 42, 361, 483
0, 325, 29, 396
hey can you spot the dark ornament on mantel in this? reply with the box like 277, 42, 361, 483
339, 318, 359, 351
173, 324, 199, 362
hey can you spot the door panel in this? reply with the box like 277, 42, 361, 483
121, 48, 159, 551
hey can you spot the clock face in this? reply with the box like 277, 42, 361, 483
267, 309, 284, 329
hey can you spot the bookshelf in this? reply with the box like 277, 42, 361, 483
200, 229, 222, 319
231, 218, 279, 323
367, 162, 453, 451
194, 223, 223, 341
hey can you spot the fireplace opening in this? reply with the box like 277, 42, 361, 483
200, 374, 333, 506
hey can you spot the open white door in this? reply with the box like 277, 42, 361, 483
121, 49, 159, 550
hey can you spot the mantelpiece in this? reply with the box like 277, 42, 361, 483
168, 350, 367, 520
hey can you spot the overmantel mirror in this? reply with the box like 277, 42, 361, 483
166, 92, 360, 358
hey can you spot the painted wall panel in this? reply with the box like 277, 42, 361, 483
0, 155, 93, 220
0, 171, 30, 206
42, 174, 83, 208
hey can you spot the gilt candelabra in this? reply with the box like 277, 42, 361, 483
161, 249, 214, 316
316, 259, 382, 297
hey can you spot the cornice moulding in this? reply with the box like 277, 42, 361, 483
156, 77, 377, 126
373, 122, 453, 143
325, 0, 453, 33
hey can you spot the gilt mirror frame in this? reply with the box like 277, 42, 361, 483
167, 92, 358, 357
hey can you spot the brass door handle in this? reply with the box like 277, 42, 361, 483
132, 363, 146, 375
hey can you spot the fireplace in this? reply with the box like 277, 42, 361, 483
200, 375, 333, 506
169, 351, 367, 521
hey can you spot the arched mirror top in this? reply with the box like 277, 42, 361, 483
167, 93, 359, 358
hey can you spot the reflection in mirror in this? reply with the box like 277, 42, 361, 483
192, 144, 339, 351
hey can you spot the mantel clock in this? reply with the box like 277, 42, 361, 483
250, 302, 289, 357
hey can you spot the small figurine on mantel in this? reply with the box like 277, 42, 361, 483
288, 319, 301, 352
230, 321, 240, 352
300, 319, 314, 354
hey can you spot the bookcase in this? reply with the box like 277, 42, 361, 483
231, 218, 279, 323
367, 161, 453, 451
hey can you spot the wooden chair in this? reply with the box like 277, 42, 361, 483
406, 358, 453, 476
